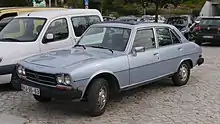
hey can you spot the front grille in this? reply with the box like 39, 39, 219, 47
25, 69, 57, 86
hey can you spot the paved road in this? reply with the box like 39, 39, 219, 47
0, 45, 220, 124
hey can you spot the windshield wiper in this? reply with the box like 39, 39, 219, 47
73, 44, 86, 49
0, 38, 21, 42
90, 45, 113, 53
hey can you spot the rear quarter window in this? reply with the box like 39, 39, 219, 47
200, 18, 220, 25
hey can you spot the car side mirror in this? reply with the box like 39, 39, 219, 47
131, 46, 145, 56
43, 33, 54, 43
134, 46, 145, 52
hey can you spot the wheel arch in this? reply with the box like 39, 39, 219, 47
82, 71, 121, 99
177, 58, 193, 71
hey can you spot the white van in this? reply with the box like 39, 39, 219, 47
0, 9, 103, 84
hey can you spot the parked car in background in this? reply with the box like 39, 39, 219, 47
194, 16, 220, 45
103, 16, 116, 21
140, 15, 166, 23
13, 21, 204, 116
0, 7, 66, 32
0, 9, 103, 85
116, 15, 138, 22
166, 15, 194, 40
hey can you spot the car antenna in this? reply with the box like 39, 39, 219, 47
27, 12, 31, 16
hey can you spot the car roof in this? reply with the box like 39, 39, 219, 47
16, 9, 101, 19
91, 21, 173, 29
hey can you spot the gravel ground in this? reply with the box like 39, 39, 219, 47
0, 45, 220, 124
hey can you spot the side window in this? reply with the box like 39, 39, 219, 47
170, 30, 181, 44
45, 18, 68, 42
88, 16, 101, 25
71, 17, 89, 37
156, 28, 172, 46
133, 29, 156, 49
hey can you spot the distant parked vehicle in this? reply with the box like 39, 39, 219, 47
194, 16, 220, 45
0, 7, 66, 32
103, 16, 116, 21
166, 15, 194, 40
13, 21, 204, 116
116, 16, 138, 22
0, 9, 103, 85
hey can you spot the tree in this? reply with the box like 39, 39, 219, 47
0, 0, 28, 6
149, 0, 183, 22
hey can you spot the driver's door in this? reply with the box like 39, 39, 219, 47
128, 28, 160, 85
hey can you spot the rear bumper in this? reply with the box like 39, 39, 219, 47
195, 35, 220, 42
12, 79, 83, 101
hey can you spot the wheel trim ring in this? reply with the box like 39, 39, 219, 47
179, 64, 188, 82
97, 86, 107, 110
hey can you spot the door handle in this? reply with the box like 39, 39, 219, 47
178, 47, 183, 51
153, 53, 159, 56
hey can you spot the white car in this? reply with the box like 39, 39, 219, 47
0, 9, 103, 84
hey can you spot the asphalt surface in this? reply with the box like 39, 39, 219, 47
0, 45, 220, 124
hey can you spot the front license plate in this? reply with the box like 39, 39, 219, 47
21, 84, 40, 96
203, 36, 213, 38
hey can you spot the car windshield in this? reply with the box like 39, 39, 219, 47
200, 18, 220, 26
77, 27, 131, 51
167, 17, 187, 26
0, 17, 46, 42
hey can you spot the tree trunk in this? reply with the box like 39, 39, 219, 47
155, 2, 159, 23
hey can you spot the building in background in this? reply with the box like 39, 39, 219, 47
200, 0, 220, 16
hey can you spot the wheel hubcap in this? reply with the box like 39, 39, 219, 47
98, 87, 107, 110
179, 64, 188, 82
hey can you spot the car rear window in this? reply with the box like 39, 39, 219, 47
200, 18, 220, 25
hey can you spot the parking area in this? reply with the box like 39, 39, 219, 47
0, 45, 220, 124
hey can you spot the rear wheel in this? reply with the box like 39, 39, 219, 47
87, 78, 109, 116
33, 95, 51, 103
172, 62, 190, 86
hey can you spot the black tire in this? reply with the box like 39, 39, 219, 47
87, 78, 109, 116
10, 71, 21, 91
172, 62, 190, 86
33, 95, 51, 103
195, 40, 202, 45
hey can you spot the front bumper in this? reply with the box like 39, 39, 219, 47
12, 79, 83, 100
197, 57, 204, 66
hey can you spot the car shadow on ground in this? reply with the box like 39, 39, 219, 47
0, 83, 15, 92
33, 79, 176, 117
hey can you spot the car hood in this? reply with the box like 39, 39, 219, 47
24, 48, 123, 68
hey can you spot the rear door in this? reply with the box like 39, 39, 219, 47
155, 27, 183, 76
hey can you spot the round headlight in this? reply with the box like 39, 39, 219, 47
56, 75, 64, 84
64, 75, 71, 85
17, 65, 23, 74
22, 68, 26, 75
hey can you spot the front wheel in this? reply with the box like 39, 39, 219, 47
33, 95, 52, 103
172, 62, 190, 86
87, 78, 109, 116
